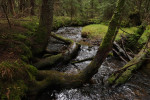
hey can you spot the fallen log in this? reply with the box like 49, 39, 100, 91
107, 40, 150, 86
34, 33, 80, 69
112, 48, 128, 63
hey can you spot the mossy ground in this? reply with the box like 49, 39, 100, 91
0, 18, 36, 99
81, 24, 138, 40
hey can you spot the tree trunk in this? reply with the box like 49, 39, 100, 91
20, 0, 25, 12
32, 0, 54, 55
8, 0, 16, 16
79, 0, 125, 81
30, 0, 35, 15
70, 0, 73, 21
90, 0, 94, 18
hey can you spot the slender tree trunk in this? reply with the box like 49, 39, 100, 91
20, 0, 23, 12
80, 0, 125, 81
20, 0, 26, 13
8, 0, 16, 16
30, 0, 35, 15
1, 5, 11, 28
70, 0, 73, 21
90, 0, 94, 18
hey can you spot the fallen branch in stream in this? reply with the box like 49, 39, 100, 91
34, 33, 80, 69
121, 38, 133, 61
107, 41, 150, 86
71, 57, 94, 64
113, 41, 132, 61
112, 48, 128, 63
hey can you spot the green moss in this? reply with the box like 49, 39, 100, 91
48, 54, 63, 65
53, 16, 71, 29
115, 64, 141, 85
137, 26, 150, 46
108, 52, 113, 57
82, 24, 137, 40
52, 33, 73, 44
21, 17, 39, 32
36, 53, 63, 69
13, 34, 27, 41
107, 74, 117, 84
13, 33, 32, 46
19, 44, 32, 61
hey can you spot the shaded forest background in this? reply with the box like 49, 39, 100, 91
0, 0, 150, 26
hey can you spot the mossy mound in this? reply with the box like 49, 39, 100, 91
82, 24, 138, 40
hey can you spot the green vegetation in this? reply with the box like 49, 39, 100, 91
138, 25, 150, 46
82, 24, 138, 40
0, 60, 37, 100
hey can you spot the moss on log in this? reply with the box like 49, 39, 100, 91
107, 41, 150, 86
34, 33, 80, 69
28, 70, 85, 99
79, 0, 125, 82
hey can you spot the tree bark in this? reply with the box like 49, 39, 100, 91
32, 0, 54, 55
19, 0, 25, 12
30, 0, 35, 15
79, 0, 126, 82
90, 0, 94, 18
8, 0, 16, 16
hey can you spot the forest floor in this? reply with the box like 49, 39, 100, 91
0, 22, 29, 63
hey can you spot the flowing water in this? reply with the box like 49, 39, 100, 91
41, 27, 150, 100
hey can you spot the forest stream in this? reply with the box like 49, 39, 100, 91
39, 27, 150, 100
